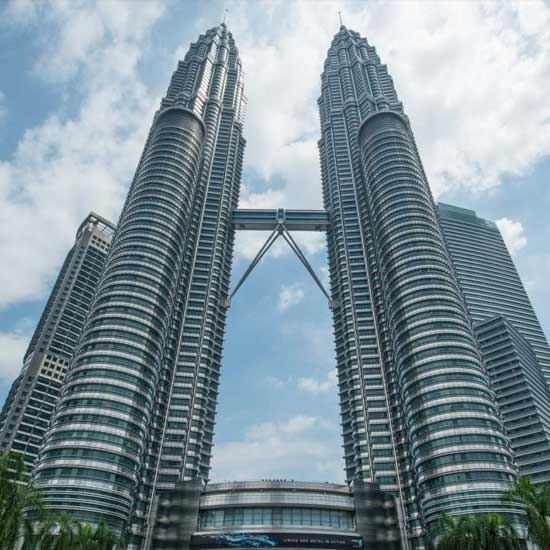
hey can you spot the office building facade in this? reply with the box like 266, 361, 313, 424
318, 27, 521, 547
438, 203, 550, 379
33, 23, 246, 548
0, 213, 114, 475
438, 203, 550, 485
476, 316, 550, 484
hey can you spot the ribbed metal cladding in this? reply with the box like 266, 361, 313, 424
129, 25, 246, 548
319, 27, 423, 547
33, 107, 205, 531
320, 26, 524, 548
31, 23, 246, 545
357, 110, 519, 526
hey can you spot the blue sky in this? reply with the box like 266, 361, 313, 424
0, 0, 549, 483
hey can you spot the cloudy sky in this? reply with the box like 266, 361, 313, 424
1, 0, 549, 483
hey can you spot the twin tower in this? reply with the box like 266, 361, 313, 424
31, 23, 523, 549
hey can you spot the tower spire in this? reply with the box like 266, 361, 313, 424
223, 8, 228, 24
338, 10, 343, 27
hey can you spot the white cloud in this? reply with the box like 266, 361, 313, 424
223, 0, 550, 205
265, 375, 288, 390
210, 415, 344, 482
0, 0, 164, 308
238, 187, 286, 210
234, 229, 326, 265
496, 217, 528, 256
297, 369, 338, 395
280, 415, 318, 434
368, 1, 550, 195
280, 320, 335, 372
4, 1, 164, 84
2, 0, 550, 308
277, 283, 305, 312
320, 265, 330, 288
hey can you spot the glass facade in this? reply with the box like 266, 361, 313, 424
150, 480, 402, 550
475, 316, 550, 485
318, 26, 523, 548
32, 23, 246, 546
0, 214, 114, 476
438, 203, 550, 380
199, 507, 354, 530
438, 204, 550, 485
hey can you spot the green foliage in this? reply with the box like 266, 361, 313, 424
507, 476, 550, 550
0, 452, 43, 549
430, 512, 521, 550
0, 451, 124, 549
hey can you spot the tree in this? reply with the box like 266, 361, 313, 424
37, 514, 122, 550
74, 521, 96, 550
0, 452, 42, 549
430, 512, 521, 550
92, 521, 120, 550
21, 513, 55, 550
507, 476, 550, 550
0, 451, 123, 549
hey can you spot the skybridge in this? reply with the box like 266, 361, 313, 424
227, 208, 332, 308
231, 208, 330, 231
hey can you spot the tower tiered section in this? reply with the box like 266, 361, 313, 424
33, 24, 246, 548
317, 26, 522, 547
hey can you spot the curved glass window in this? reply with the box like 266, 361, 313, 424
412, 417, 502, 440
199, 507, 354, 531
409, 402, 497, 425
47, 429, 140, 453
92, 305, 164, 330
414, 434, 509, 458
417, 451, 511, 475
37, 466, 134, 489
408, 387, 493, 410
42, 447, 136, 470
422, 471, 514, 491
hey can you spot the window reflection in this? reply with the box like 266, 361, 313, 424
199, 507, 354, 530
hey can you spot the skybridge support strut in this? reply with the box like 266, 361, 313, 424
280, 227, 332, 307
225, 222, 332, 309
225, 226, 280, 308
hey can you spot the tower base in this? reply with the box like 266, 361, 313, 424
148, 479, 403, 550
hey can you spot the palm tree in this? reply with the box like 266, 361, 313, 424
21, 513, 56, 550
92, 521, 120, 550
74, 521, 98, 549
0, 452, 42, 549
430, 512, 521, 550
50, 512, 77, 550
477, 513, 521, 550
429, 514, 470, 550
0, 451, 124, 549
507, 476, 550, 550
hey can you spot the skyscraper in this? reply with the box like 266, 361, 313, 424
437, 203, 550, 485
0, 213, 114, 475
33, 23, 245, 548
476, 315, 550, 484
318, 26, 521, 547
438, 202, 550, 379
